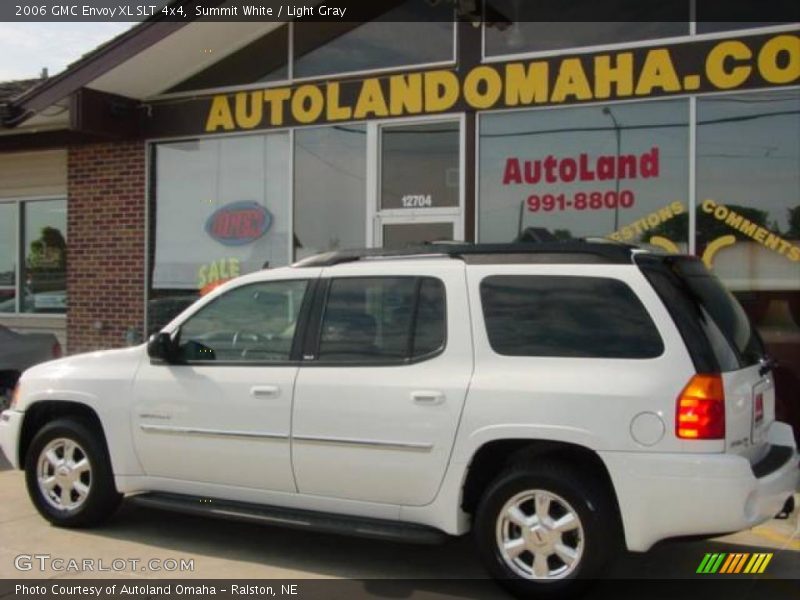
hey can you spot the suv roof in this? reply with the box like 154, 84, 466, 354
292, 241, 641, 268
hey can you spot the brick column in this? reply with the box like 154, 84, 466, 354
67, 141, 146, 353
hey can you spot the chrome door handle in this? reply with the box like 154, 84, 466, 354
411, 391, 445, 405
250, 385, 281, 399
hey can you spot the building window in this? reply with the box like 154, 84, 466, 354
0, 203, 16, 312
380, 122, 460, 210
695, 89, 800, 384
167, 25, 289, 93
294, 125, 367, 260
148, 133, 290, 333
293, 0, 454, 79
478, 99, 689, 247
0, 198, 67, 314
483, 0, 688, 57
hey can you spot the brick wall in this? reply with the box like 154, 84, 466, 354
67, 141, 146, 353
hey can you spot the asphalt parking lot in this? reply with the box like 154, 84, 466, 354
0, 454, 797, 598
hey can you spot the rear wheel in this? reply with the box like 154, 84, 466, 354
474, 461, 619, 597
25, 418, 121, 527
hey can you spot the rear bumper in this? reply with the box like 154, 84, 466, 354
601, 421, 800, 552
0, 409, 23, 469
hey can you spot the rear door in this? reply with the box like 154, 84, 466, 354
290, 261, 473, 506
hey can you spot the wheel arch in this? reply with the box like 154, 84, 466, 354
18, 401, 110, 470
460, 439, 624, 534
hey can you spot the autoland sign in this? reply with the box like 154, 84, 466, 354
144, 31, 800, 137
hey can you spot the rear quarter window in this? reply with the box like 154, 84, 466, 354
480, 275, 664, 359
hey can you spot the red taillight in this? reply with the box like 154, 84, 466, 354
754, 392, 764, 424
52, 341, 62, 358
676, 374, 725, 440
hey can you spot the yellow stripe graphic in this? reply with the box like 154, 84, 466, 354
743, 554, 759, 574
757, 554, 773, 574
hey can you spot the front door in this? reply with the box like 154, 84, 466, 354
371, 118, 464, 248
131, 275, 315, 491
291, 265, 473, 506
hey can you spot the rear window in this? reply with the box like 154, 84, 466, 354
668, 259, 764, 370
479, 275, 664, 359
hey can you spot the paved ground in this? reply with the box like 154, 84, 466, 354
0, 455, 797, 597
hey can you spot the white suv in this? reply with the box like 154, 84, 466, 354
1, 242, 797, 596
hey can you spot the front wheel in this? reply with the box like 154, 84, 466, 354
474, 461, 620, 597
25, 418, 122, 527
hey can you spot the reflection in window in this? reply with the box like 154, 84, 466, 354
383, 222, 455, 249
149, 133, 290, 333
294, 125, 366, 260
179, 280, 308, 362
152, 133, 290, 290
0, 203, 16, 313
294, 1, 454, 79
381, 122, 460, 210
483, 0, 688, 56
22, 200, 67, 314
318, 277, 446, 363
695, 90, 800, 406
479, 99, 689, 247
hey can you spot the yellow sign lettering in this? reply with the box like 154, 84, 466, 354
292, 85, 324, 124
758, 34, 800, 85
636, 48, 681, 95
234, 91, 263, 129
551, 58, 592, 102
424, 70, 459, 112
706, 41, 752, 89
595, 52, 634, 99
463, 65, 502, 109
326, 82, 352, 121
205, 95, 235, 132
504, 62, 548, 106
389, 73, 423, 115
353, 78, 389, 119
264, 88, 290, 126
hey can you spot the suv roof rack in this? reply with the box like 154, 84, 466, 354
292, 241, 641, 268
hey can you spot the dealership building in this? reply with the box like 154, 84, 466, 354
0, 3, 798, 400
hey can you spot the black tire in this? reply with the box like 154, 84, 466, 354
24, 418, 122, 528
473, 460, 620, 598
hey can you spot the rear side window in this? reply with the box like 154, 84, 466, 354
480, 275, 664, 359
317, 276, 446, 363
652, 258, 764, 371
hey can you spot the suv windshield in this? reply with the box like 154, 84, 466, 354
638, 256, 765, 372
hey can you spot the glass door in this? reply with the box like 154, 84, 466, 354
371, 117, 464, 248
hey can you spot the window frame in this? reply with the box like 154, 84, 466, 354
152, 13, 459, 102
303, 275, 448, 367
291, 16, 458, 84
0, 195, 67, 317
479, 273, 666, 359
166, 277, 318, 367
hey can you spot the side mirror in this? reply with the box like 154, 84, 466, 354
147, 332, 177, 363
